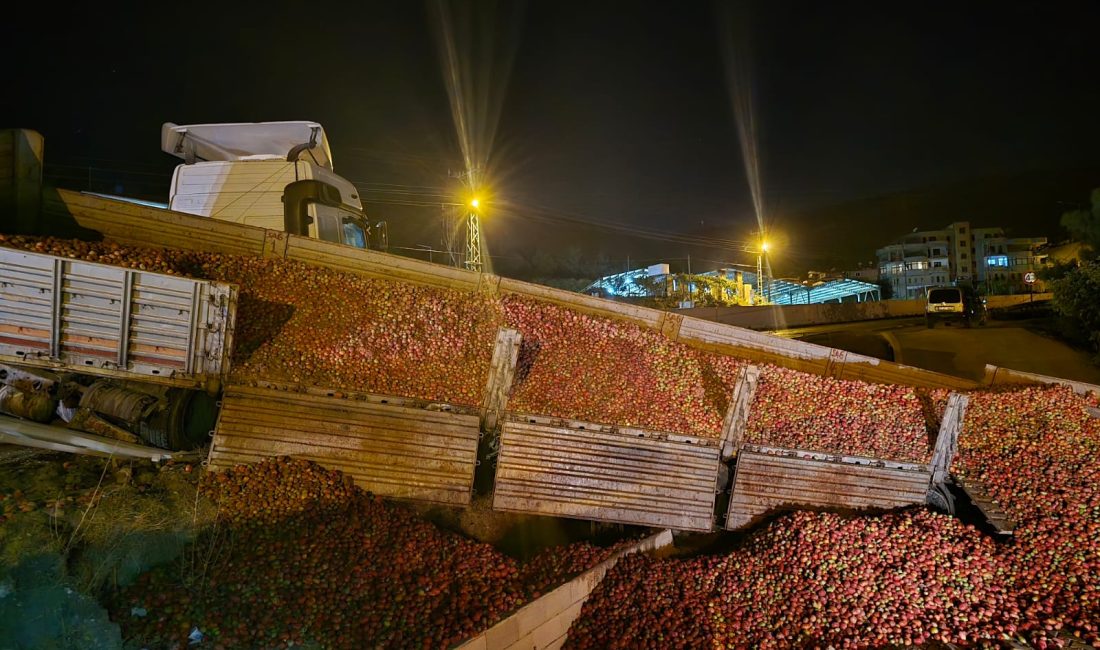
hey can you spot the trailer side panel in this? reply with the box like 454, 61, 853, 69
493, 415, 720, 531
207, 385, 481, 506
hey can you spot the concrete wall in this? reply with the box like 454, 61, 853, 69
457, 529, 674, 650
680, 293, 1053, 331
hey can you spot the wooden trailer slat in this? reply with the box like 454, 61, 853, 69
726, 449, 932, 530
207, 385, 481, 506
492, 413, 717, 532
493, 415, 721, 531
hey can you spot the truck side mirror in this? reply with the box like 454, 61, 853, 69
372, 221, 389, 251
282, 180, 344, 236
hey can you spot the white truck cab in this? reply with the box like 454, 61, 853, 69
161, 121, 381, 249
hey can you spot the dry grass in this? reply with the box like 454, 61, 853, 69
1, 450, 219, 596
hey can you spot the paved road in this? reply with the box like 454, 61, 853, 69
774, 318, 1100, 385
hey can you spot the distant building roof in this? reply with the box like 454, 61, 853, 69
766, 278, 882, 305
584, 264, 670, 297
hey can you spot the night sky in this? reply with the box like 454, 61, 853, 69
5, 1, 1099, 276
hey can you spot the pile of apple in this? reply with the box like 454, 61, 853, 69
568, 385, 1100, 648
517, 538, 639, 599
744, 365, 933, 463
0, 236, 501, 406
112, 458, 634, 649
954, 384, 1100, 646
198, 255, 503, 406
917, 387, 953, 433
503, 295, 744, 436
568, 509, 1021, 649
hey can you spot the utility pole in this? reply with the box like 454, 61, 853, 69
449, 168, 484, 273
440, 206, 451, 266
465, 206, 482, 272
756, 251, 764, 304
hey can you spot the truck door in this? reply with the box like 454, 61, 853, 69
284, 180, 370, 249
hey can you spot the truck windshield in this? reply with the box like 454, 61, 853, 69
342, 220, 368, 249
928, 289, 961, 304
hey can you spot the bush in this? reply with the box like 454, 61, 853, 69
1050, 261, 1100, 358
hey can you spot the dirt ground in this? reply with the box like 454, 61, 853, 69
0, 447, 214, 649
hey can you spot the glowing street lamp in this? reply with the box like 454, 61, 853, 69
757, 239, 771, 304
470, 197, 480, 209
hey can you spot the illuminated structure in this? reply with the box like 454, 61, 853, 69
585, 264, 880, 306
465, 197, 482, 272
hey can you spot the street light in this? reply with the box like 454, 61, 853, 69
756, 239, 771, 305
470, 197, 480, 209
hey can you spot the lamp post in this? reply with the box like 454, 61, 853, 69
757, 240, 770, 304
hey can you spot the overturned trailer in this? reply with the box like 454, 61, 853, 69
4, 154, 1067, 531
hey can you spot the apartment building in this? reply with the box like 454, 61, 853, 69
876, 222, 1048, 299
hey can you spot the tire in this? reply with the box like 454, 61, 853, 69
926, 315, 935, 329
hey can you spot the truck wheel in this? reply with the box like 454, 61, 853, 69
926, 316, 935, 329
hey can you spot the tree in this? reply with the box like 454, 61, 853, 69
1050, 261, 1100, 358
1038, 258, 1078, 283
1060, 188, 1100, 255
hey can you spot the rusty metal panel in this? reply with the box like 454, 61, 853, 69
0, 247, 236, 388
207, 385, 481, 506
726, 445, 931, 530
493, 415, 720, 531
